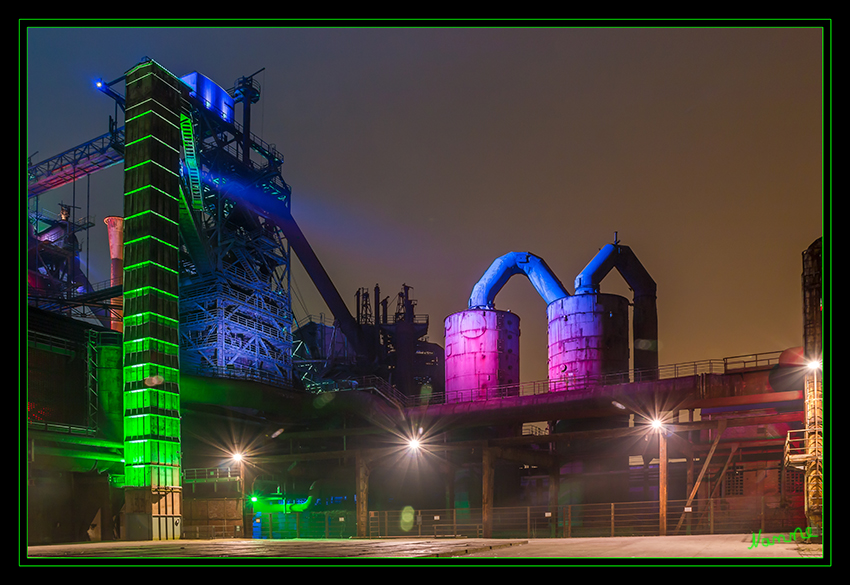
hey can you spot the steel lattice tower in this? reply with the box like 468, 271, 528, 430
176, 72, 294, 389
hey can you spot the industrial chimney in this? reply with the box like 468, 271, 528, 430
104, 216, 124, 332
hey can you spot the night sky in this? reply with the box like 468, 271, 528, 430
23, 23, 827, 384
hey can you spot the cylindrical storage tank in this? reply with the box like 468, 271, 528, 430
444, 309, 520, 402
547, 293, 629, 391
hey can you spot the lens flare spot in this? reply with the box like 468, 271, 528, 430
399, 506, 415, 532
313, 393, 335, 409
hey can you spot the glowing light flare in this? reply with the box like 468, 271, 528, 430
651, 418, 663, 430
404, 425, 427, 454
808, 360, 822, 371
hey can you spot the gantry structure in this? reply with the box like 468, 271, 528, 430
28, 58, 299, 538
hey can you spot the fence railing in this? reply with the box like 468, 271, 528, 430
182, 524, 246, 539
251, 510, 358, 539
182, 495, 804, 540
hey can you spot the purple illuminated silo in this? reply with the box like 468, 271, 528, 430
444, 309, 520, 402
547, 293, 630, 391
445, 252, 568, 403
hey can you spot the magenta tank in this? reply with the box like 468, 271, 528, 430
444, 309, 520, 402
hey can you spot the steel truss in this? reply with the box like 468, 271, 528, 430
177, 99, 294, 388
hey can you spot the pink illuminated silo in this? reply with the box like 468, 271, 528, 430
104, 216, 124, 332
547, 293, 629, 391
444, 309, 520, 402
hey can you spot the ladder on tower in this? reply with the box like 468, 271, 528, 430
177, 113, 213, 274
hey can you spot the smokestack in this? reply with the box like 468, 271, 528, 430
104, 216, 124, 332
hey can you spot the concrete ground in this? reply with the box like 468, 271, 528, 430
24, 533, 825, 565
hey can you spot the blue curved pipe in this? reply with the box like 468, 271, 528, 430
468, 252, 570, 309
573, 243, 659, 373
574, 244, 656, 297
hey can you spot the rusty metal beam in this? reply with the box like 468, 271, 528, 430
674, 420, 727, 533
709, 443, 740, 498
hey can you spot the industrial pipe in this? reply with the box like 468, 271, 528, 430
573, 243, 659, 373
468, 251, 570, 309
574, 243, 656, 297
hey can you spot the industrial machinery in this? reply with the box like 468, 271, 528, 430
25, 58, 822, 546
26, 58, 441, 541
445, 242, 658, 399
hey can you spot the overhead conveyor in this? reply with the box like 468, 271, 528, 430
27, 127, 125, 199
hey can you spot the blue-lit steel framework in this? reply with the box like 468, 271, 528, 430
26, 87, 125, 317
28, 66, 296, 389
26, 131, 120, 328
27, 60, 442, 401
175, 70, 294, 388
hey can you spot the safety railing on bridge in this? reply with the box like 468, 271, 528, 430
723, 351, 783, 371
290, 350, 786, 410
406, 359, 737, 408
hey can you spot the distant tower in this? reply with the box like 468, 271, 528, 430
802, 237, 823, 536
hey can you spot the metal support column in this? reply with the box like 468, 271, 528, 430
659, 429, 667, 536
356, 450, 370, 538
482, 445, 494, 538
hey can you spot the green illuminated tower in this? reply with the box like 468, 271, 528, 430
121, 59, 185, 540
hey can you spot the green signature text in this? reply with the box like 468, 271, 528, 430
749, 527, 812, 549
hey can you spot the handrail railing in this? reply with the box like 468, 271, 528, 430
723, 351, 783, 371
784, 428, 821, 470
407, 359, 731, 408
296, 351, 787, 410
183, 467, 242, 482
360, 495, 804, 540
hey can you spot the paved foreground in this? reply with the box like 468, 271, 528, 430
24, 533, 825, 565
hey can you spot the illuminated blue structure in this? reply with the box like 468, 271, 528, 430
176, 68, 294, 387
467, 251, 570, 309
180, 72, 235, 124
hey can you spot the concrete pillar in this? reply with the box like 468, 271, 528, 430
548, 463, 560, 537
482, 446, 494, 538
355, 451, 370, 538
